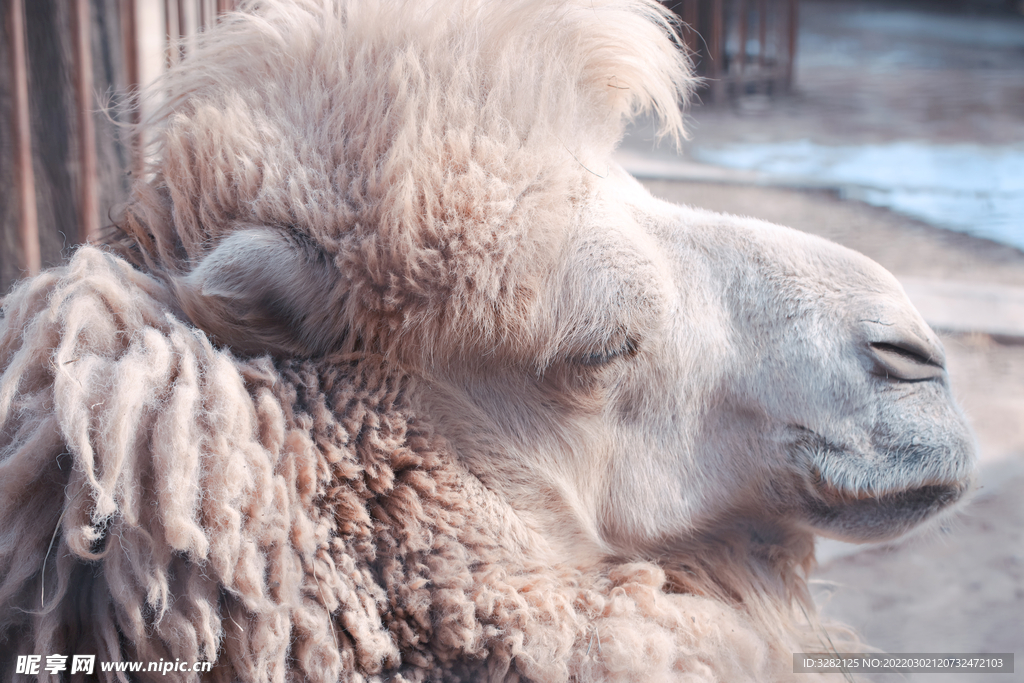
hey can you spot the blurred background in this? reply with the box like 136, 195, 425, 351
1, 0, 1022, 678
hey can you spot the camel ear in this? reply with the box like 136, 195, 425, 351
173, 228, 348, 356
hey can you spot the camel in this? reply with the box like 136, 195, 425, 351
0, 0, 976, 680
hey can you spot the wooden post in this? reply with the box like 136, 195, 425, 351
178, 0, 189, 53
120, 0, 141, 175
200, 0, 211, 32
8, 0, 40, 275
709, 0, 724, 102
120, 0, 140, 101
166, 0, 181, 66
680, 0, 699, 57
73, 0, 99, 243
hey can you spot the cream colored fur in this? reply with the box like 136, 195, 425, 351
0, 0, 975, 681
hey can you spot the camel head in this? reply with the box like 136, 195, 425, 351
403, 162, 976, 568
118, 0, 977, 570
459, 165, 978, 556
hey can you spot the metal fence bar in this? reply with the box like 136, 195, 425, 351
8, 0, 40, 275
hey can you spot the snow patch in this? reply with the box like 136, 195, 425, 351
692, 140, 1024, 251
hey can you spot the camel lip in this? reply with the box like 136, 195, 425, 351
789, 424, 975, 510
810, 476, 969, 509
801, 477, 972, 542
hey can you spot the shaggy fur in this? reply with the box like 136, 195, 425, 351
0, 248, 830, 682
0, 0, 974, 681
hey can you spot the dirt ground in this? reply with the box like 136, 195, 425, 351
625, 0, 1024, 675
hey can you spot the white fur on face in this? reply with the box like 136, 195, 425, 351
423, 165, 977, 563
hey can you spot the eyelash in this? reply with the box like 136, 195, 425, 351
577, 337, 639, 366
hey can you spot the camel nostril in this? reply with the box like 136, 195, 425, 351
869, 341, 946, 382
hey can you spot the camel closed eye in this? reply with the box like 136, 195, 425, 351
577, 336, 640, 366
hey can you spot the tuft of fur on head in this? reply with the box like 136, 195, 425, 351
109, 0, 693, 361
